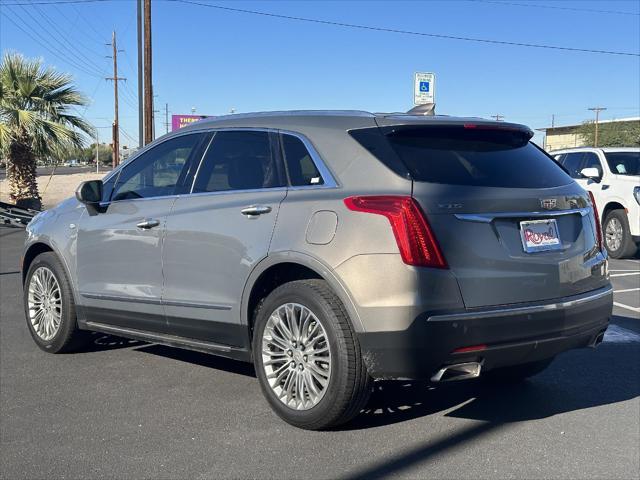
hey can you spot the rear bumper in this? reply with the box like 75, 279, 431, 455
357, 285, 613, 380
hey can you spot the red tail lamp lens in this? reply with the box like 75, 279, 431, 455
344, 195, 447, 269
587, 191, 603, 253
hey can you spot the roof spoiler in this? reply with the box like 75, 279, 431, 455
406, 103, 436, 116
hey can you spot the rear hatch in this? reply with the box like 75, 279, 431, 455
351, 118, 608, 308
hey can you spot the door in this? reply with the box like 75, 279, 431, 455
77, 132, 209, 332
162, 130, 287, 347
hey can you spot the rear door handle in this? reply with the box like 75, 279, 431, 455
136, 218, 160, 229
240, 205, 272, 218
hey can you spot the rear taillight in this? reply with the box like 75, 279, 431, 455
344, 195, 447, 269
588, 191, 604, 253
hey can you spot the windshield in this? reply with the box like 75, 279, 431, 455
604, 152, 640, 176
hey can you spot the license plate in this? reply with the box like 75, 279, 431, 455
519, 219, 562, 253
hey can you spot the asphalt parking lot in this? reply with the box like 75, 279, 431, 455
1, 225, 638, 479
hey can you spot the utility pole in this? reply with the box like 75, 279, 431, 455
165, 102, 169, 134
106, 31, 125, 168
95, 130, 99, 174
491, 114, 504, 122
588, 107, 607, 147
551, 114, 555, 128
143, 0, 153, 145
137, 0, 143, 148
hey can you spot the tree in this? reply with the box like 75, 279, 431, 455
578, 120, 640, 148
0, 53, 93, 209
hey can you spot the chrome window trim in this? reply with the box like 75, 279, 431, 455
278, 129, 339, 190
102, 129, 212, 206
455, 207, 590, 224
184, 187, 289, 200
102, 128, 214, 184
186, 127, 339, 196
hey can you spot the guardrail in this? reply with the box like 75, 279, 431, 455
0, 202, 39, 227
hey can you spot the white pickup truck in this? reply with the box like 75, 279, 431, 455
551, 147, 639, 259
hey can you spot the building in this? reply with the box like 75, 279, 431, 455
537, 117, 640, 152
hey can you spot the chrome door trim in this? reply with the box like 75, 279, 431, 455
162, 299, 232, 310
80, 292, 232, 310
80, 292, 162, 305
427, 286, 612, 323
455, 207, 590, 224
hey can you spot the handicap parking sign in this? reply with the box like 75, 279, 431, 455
414, 72, 435, 105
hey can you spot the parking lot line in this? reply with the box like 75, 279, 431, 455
614, 302, 640, 313
614, 288, 640, 294
609, 269, 640, 272
610, 272, 640, 278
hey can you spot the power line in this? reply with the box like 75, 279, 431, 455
69, 1, 108, 44
0, 8, 105, 78
29, 4, 109, 74
169, 0, 640, 57
466, 0, 640, 17
12, 4, 107, 76
0, 0, 112, 5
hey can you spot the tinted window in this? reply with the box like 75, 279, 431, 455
605, 151, 640, 175
561, 152, 585, 179
367, 126, 572, 188
112, 134, 204, 201
193, 131, 282, 192
281, 134, 323, 186
582, 152, 602, 176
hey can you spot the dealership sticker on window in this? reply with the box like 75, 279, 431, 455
520, 219, 562, 253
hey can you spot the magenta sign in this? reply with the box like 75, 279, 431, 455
171, 114, 211, 131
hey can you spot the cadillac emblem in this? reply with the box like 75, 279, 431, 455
540, 198, 557, 209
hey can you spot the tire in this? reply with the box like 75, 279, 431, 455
23, 252, 88, 353
603, 210, 637, 259
483, 358, 554, 384
252, 279, 372, 430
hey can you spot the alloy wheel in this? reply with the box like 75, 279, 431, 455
27, 266, 62, 341
605, 217, 623, 252
261, 303, 332, 410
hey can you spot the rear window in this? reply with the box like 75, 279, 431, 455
351, 126, 573, 188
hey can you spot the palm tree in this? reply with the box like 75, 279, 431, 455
0, 52, 93, 210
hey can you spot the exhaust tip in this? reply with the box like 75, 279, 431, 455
431, 362, 482, 382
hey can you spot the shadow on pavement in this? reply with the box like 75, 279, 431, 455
76, 332, 143, 352
341, 316, 639, 478
135, 343, 257, 377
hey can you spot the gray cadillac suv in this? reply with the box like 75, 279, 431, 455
22, 111, 613, 429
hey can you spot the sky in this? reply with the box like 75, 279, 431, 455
1, 0, 639, 147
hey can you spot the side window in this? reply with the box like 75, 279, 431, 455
561, 153, 585, 179
582, 152, 603, 176
193, 131, 282, 193
281, 134, 323, 186
112, 134, 204, 201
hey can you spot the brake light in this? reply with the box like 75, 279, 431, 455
344, 195, 447, 268
588, 191, 604, 253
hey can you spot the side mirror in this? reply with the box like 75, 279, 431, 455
580, 167, 601, 181
75, 180, 103, 210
